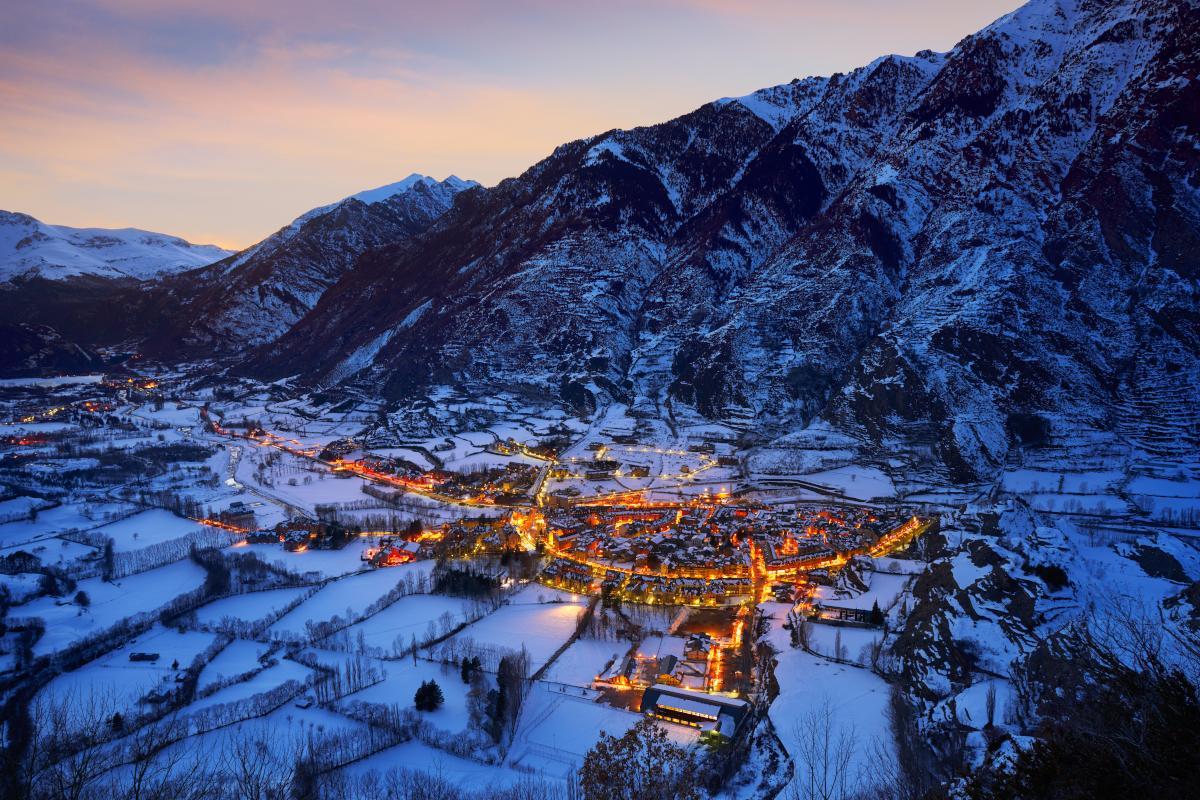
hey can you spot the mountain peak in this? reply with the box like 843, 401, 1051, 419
348, 173, 436, 205
348, 174, 479, 206
0, 211, 232, 283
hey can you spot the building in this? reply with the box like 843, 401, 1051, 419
219, 501, 256, 531
640, 684, 749, 737
684, 633, 714, 661
369, 539, 421, 567
813, 601, 881, 626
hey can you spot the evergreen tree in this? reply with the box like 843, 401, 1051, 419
101, 540, 115, 581
486, 685, 506, 742
414, 679, 445, 712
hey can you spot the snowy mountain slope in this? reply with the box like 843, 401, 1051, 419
0, 175, 478, 358
880, 500, 1200, 779
143, 173, 479, 352
0, 211, 230, 282
241, 0, 1199, 483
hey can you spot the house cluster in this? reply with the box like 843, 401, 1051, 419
362, 536, 425, 566
615, 574, 753, 605
598, 633, 719, 691
545, 506, 752, 578
317, 438, 361, 462
540, 502, 915, 599
478, 522, 524, 553
540, 557, 594, 592
244, 517, 357, 552
361, 516, 519, 567
485, 436, 560, 460
347, 453, 541, 505
4, 374, 163, 432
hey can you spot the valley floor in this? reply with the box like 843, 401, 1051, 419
2, 374, 1198, 799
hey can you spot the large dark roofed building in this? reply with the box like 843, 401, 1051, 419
640, 683, 749, 737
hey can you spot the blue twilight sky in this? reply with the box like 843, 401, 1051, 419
0, 0, 1021, 248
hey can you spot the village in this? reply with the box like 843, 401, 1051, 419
1, 375, 937, 797
215, 475, 927, 744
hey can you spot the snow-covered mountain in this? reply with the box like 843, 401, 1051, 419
0, 211, 230, 282
142, 173, 479, 351
0, 175, 477, 356
241, 0, 1199, 484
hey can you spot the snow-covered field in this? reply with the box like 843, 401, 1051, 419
0, 501, 132, 547
334, 593, 482, 655
760, 602, 894, 796
542, 637, 624, 686
191, 586, 311, 628
187, 658, 312, 714
267, 564, 434, 638
0, 571, 43, 602
509, 682, 645, 778
0, 535, 97, 566
235, 445, 376, 510
19, 559, 209, 655
806, 623, 884, 665
340, 740, 538, 791
92, 508, 208, 552
432, 585, 588, 671
335, 656, 473, 735
38, 625, 217, 712
0, 495, 52, 523
238, 542, 374, 578
197, 638, 274, 691
814, 569, 911, 612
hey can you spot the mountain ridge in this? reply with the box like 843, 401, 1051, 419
240, 0, 1200, 483
0, 210, 231, 283
0, 174, 477, 356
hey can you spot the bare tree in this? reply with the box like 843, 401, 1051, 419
25, 689, 122, 800
218, 725, 300, 800
788, 697, 858, 800
880, 684, 946, 800
580, 718, 700, 800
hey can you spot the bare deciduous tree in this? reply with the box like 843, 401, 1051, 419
788, 697, 858, 800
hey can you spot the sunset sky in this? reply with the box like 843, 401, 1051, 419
1, 1, 1020, 249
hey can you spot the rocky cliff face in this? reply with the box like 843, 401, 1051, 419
242, 0, 1199, 483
